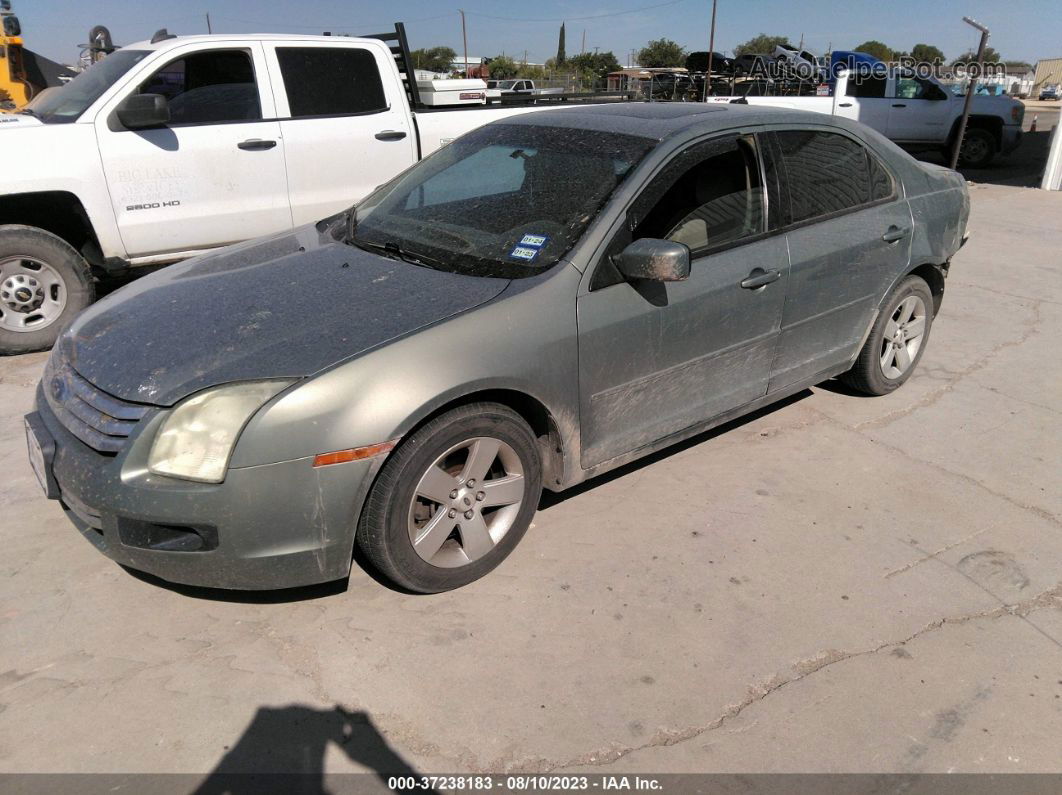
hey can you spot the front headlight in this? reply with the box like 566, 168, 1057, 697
148, 380, 293, 483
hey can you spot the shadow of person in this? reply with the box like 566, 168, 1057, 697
194, 705, 436, 795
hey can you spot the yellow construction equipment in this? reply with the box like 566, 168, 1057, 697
0, 0, 34, 109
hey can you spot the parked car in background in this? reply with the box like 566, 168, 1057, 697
26, 104, 969, 593
0, 24, 570, 355
772, 43, 821, 75
1039, 85, 1060, 100
710, 63, 1023, 169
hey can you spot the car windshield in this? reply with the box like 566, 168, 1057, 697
350, 123, 654, 278
22, 50, 151, 124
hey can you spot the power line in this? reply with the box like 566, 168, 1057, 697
466, 0, 689, 24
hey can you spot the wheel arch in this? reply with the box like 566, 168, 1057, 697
0, 192, 104, 267
948, 114, 1003, 151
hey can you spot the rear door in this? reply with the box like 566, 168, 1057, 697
834, 73, 892, 133
763, 127, 912, 390
96, 42, 291, 257
577, 134, 789, 467
265, 42, 417, 226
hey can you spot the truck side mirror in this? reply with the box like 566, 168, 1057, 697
116, 94, 170, 129
613, 238, 691, 282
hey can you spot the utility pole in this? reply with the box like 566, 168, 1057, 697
459, 9, 470, 78
581, 29, 586, 55
205, 13, 212, 34
705, 0, 717, 99
950, 16, 990, 170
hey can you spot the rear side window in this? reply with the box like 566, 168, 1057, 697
772, 130, 894, 224
276, 47, 387, 117
846, 75, 887, 98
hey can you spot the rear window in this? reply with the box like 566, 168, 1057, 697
276, 47, 387, 117
773, 130, 894, 224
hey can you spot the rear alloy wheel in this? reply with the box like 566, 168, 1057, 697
840, 275, 935, 396
957, 127, 995, 169
357, 403, 543, 592
0, 225, 94, 355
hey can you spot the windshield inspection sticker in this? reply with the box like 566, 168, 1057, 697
519, 234, 549, 248
509, 246, 540, 262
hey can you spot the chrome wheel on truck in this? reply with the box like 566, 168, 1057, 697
357, 402, 542, 593
0, 225, 94, 355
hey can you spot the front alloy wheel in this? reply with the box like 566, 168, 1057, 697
357, 402, 543, 592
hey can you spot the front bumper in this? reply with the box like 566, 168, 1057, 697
29, 385, 381, 590
1000, 124, 1022, 155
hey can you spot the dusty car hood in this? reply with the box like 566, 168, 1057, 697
60, 223, 511, 405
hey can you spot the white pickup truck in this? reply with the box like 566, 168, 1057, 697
0, 25, 560, 353
709, 67, 1023, 170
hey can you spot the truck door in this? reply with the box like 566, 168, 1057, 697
834, 72, 891, 133
887, 72, 953, 142
265, 42, 417, 226
95, 42, 291, 258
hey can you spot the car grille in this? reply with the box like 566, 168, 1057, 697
43, 355, 150, 455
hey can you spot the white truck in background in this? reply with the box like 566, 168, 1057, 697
0, 24, 569, 353
710, 67, 1023, 169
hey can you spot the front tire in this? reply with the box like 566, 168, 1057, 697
957, 127, 996, 168
0, 225, 95, 355
356, 403, 543, 593
840, 275, 934, 396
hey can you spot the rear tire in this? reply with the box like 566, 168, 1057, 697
356, 403, 543, 593
840, 275, 934, 396
0, 225, 94, 355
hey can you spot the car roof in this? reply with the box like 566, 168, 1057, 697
499, 102, 860, 141
123, 33, 383, 52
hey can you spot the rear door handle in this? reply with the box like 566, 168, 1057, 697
838, 102, 853, 108
892, 103, 907, 108
740, 268, 781, 289
237, 139, 277, 151
375, 130, 408, 141
882, 225, 910, 243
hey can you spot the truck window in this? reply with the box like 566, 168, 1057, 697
846, 75, 887, 98
276, 47, 387, 117
895, 75, 946, 100
771, 130, 893, 224
138, 50, 261, 125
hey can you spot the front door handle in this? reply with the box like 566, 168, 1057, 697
375, 130, 408, 141
237, 138, 277, 151
892, 103, 907, 108
740, 268, 781, 289
882, 225, 910, 243
838, 102, 853, 108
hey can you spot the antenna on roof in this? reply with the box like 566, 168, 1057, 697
150, 28, 177, 44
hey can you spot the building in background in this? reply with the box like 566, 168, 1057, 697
1033, 58, 1062, 95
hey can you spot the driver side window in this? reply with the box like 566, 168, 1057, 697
592, 137, 766, 290
137, 49, 261, 125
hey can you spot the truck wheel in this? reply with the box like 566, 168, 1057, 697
957, 127, 996, 168
0, 225, 95, 355
840, 275, 934, 396
356, 402, 542, 593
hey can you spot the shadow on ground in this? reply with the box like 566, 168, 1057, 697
914, 129, 1052, 188
192, 706, 436, 794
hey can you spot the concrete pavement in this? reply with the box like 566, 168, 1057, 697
0, 183, 1060, 778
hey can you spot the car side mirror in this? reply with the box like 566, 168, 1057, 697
613, 238, 691, 282
116, 93, 170, 129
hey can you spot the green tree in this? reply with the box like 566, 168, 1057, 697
952, 47, 1001, 65
637, 38, 686, 68
487, 55, 519, 80
854, 40, 894, 61
567, 51, 622, 79
733, 34, 791, 56
910, 43, 945, 64
410, 46, 457, 73
557, 22, 566, 64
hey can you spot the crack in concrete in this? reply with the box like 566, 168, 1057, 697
883, 528, 992, 579
494, 584, 1062, 774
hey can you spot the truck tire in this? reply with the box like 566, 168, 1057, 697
0, 225, 95, 355
957, 127, 996, 168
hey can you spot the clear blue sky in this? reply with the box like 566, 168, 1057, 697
16, 0, 1056, 67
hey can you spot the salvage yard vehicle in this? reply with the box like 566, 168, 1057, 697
709, 59, 1024, 169
0, 23, 580, 355
25, 104, 970, 593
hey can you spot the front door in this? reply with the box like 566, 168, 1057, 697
96, 43, 292, 258
887, 73, 954, 142
762, 128, 913, 390
265, 43, 417, 226
577, 135, 789, 468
